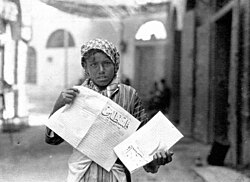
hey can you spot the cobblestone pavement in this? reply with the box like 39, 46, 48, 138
0, 122, 206, 182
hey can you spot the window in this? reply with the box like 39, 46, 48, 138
135, 20, 167, 41
46, 29, 75, 48
26, 46, 37, 84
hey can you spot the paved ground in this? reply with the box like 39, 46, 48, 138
131, 136, 206, 182
0, 118, 205, 182
0, 125, 70, 182
0, 112, 249, 182
194, 166, 250, 182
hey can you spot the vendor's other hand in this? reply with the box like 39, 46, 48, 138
144, 150, 173, 173
153, 150, 173, 165
61, 88, 79, 105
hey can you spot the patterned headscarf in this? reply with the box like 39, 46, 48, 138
80, 38, 120, 98
81, 38, 120, 72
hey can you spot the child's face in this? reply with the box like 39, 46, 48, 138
85, 52, 115, 87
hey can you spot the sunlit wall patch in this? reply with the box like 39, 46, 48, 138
135, 20, 167, 41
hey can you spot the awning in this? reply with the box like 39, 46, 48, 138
40, 0, 170, 18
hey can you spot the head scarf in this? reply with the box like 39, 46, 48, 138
81, 38, 120, 73
80, 38, 120, 98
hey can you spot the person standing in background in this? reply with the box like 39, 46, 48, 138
159, 78, 171, 114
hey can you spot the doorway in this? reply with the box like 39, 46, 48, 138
134, 41, 166, 105
211, 10, 232, 145
134, 45, 156, 101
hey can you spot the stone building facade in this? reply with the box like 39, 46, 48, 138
176, 0, 250, 167
0, 0, 29, 129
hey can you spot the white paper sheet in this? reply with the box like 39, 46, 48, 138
114, 111, 184, 173
44, 86, 141, 171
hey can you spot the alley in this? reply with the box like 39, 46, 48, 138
0, 123, 205, 182
2, 0, 250, 181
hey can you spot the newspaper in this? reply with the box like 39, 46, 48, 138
114, 111, 184, 173
44, 86, 141, 171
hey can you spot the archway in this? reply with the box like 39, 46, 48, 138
46, 29, 75, 48
135, 20, 167, 41
134, 20, 167, 106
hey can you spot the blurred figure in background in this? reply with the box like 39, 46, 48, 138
159, 78, 171, 114
121, 77, 131, 86
123, 77, 131, 86
149, 81, 161, 109
146, 81, 162, 118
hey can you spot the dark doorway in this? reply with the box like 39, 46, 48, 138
208, 10, 232, 166
171, 8, 181, 124
212, 11, 232, 143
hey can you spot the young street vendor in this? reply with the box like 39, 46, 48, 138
45, 38, 173, 182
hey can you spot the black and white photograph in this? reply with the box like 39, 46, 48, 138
0, 0, 250, 181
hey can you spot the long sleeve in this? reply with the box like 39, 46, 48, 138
111, 84, 149, 127
45, 127, 64, 145
132, 92, 148, 129
45, 94, 65, 145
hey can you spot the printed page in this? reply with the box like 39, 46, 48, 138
44, 86, 141, 171
44, 105, 93, 148
44, 86, 107, 148
77, 99, 141, 171
114, 111, 184, 173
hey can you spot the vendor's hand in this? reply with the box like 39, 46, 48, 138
143, 150, 173, 173
153, 150, 173, 165
49, 87, 79, 117
60, 87, 79, 105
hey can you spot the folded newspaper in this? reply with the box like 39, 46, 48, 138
44, 86, 141, 171
114, 111, 184, 173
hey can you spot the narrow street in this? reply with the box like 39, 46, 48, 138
2, 0, 250, 181
0, 117, 208, 182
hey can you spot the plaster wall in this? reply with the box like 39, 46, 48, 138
121, 13, 167, 85
28, 0, 120, 99
29, 0, 169, 93
25, 0, 187, 114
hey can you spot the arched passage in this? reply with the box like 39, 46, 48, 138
46, 29, 75, 48
134, 20, 167, 103
135, 20, 167, 41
